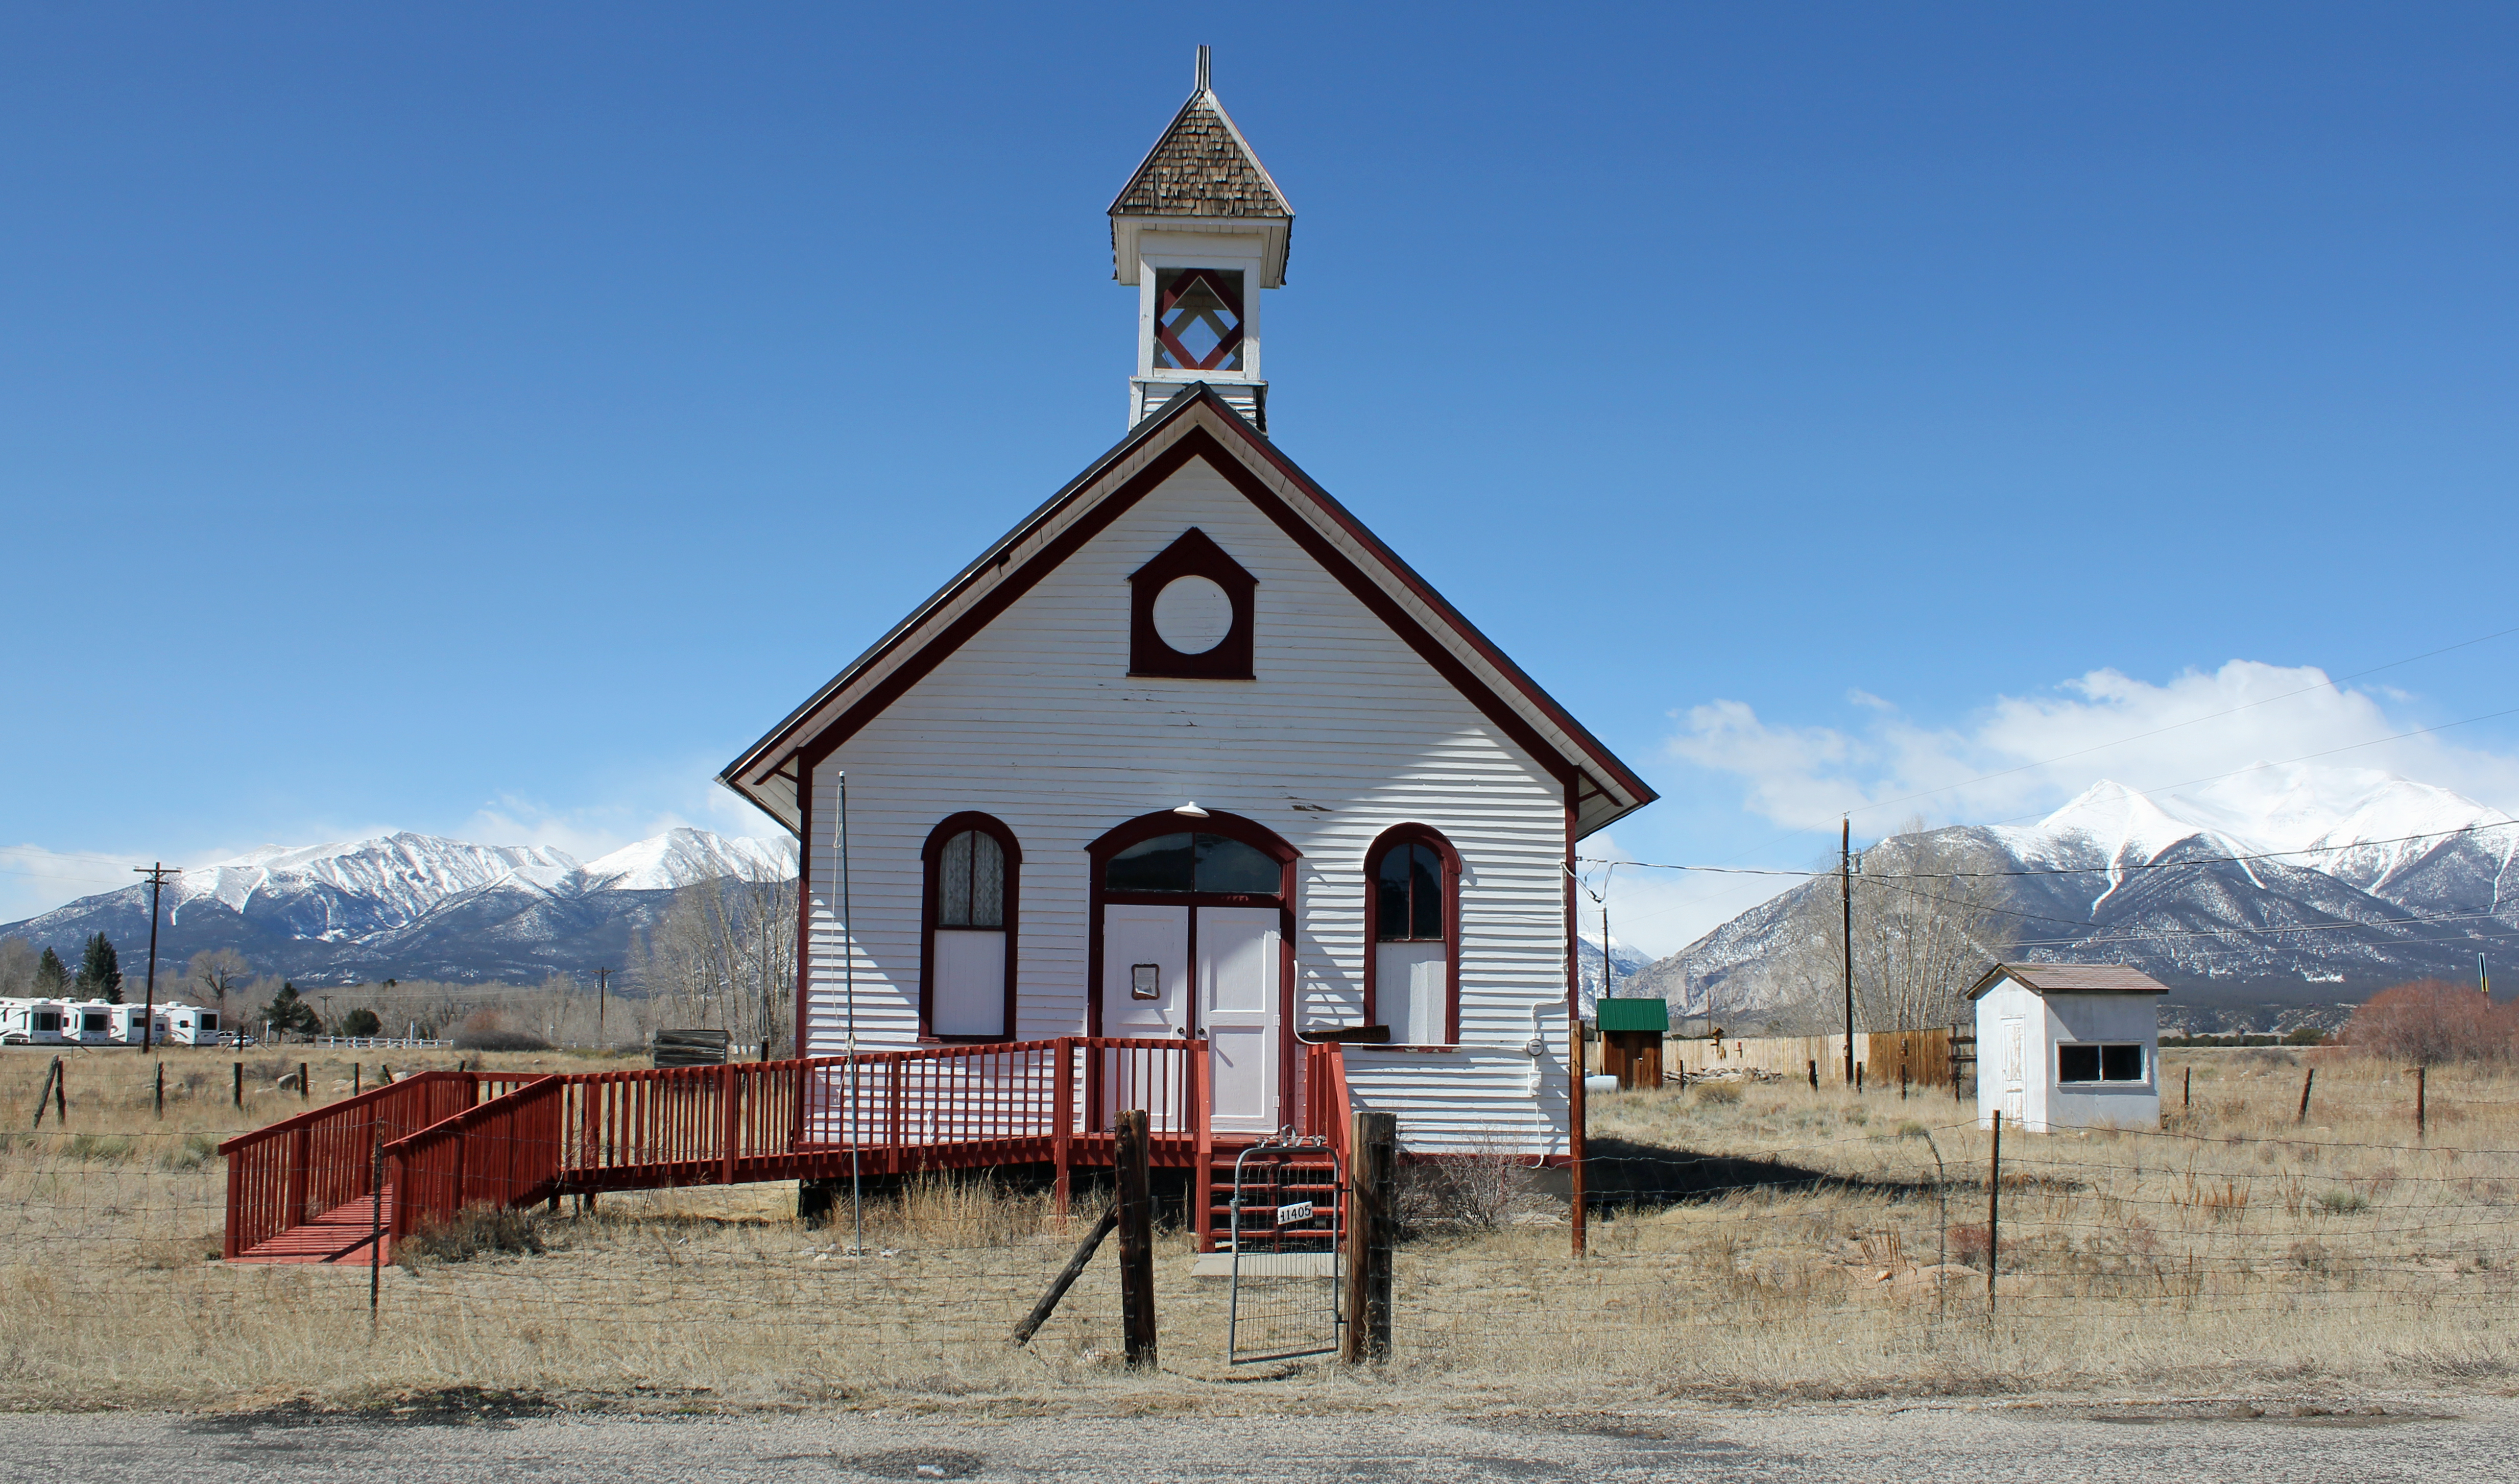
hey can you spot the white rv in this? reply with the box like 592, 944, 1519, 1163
64, 1001, 118, 1045
0, 999, 75, 1045
152, 1003, 224, 1047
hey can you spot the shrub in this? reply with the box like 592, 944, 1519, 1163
340, 1008, 382, 1038
2339, 981, 2514, 1065
1690, 1080, 1743, 1107
451, 1009, 552, 1053
398, 1203, 547, 1268
2317, 1189, 2370, 1215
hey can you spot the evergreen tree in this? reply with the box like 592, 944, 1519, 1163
76, 933, 123, 1004
35, 946, 70, 991
260, 982, 322, 1037
340, 1008, 382, 1038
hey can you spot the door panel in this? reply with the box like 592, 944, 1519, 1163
1101, 905, 1188, 1126
1199, 906, 1279, 1134
1102, 905, 1188, 1037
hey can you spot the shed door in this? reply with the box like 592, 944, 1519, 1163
2001, 1016, 2026, 1124
1198, 906, 1279, 1135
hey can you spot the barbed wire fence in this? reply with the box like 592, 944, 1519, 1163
3, 1062, 2517, 1400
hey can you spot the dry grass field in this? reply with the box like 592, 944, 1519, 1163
1, 1043, 2514, 1412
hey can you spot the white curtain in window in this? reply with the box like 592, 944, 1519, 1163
933, 929, 1006, 1036
1377, 941, 1448, 1045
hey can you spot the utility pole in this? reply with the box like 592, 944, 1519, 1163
319, 994, 333, 1036
1840, 819, 1855, 1087
133, 863, 178, 1053
596, 967, 609, 1041
1599, 864, 1616, 1002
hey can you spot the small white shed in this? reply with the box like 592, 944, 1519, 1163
1969, 963, 2168, 1132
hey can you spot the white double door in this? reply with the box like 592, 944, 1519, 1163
1101, 903, 1280, 1135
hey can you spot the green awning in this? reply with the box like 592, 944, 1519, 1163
1595, 998, 1668, 1033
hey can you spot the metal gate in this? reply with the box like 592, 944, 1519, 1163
1227, 1131, 1342, 1364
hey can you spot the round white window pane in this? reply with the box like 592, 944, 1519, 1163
1151, 575, 1234, 654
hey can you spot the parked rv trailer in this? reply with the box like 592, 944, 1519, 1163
62, 1001, 118, 1045
0, 999, 76, 1045
153, 1004, 224, 1047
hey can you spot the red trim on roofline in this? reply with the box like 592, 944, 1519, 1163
722, 386, 1657, 826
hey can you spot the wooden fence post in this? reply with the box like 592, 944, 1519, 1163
233, 1061, 243, 1110
1807, 1059, 1818, 1091
1052, 1038, 1074, 1217
155, 1062, 164, 1119
2416, 1065, 2427, 1140
300, 1062, 309, 1102
30, 1059, 56, 1130
2183, 1066, 2191, 1110
1986, 1110, 2002, 1318
1114, 1108, 1157, 1370
2296, 1067, 2315, 1125
1341, 1110, 1397, 1364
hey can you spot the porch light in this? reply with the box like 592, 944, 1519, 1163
1172, 802, 1210, 818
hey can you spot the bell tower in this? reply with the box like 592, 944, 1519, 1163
1110, 46, 1293, 433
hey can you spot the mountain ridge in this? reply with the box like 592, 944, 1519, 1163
0, 828, 798, 986
1626, 766, 2516, 1027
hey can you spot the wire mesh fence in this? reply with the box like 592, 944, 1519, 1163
4, 1049, 2518, 1404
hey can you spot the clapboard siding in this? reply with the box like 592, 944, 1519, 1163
799, 460, 1573, 1151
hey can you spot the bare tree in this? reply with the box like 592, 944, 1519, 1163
1845, 823, 2018, 1033
634, 861, 798, 1056
1755, 821, 2018, 1034
188, 948, 251, 1021
0, 937, 35, 998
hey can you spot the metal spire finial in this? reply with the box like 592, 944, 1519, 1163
1195, 44, 1210, 93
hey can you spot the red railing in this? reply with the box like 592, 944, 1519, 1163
227, 1038, 1215, 1253
217, 1071, 479, 1258
1303, 1041, 1354, 1170
383, 1075, 566, 1239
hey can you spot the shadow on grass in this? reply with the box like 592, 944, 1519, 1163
1559, 1135, 2005, 1212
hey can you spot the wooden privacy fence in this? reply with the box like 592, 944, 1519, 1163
1674, 1029, 1959, 1089
218, 1070, 480, 1258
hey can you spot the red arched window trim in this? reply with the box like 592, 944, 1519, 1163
1084, 808, 1299, 1041
919, 812, 1021, 1043
1361, 823, 1462, 1045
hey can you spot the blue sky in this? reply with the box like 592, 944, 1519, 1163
5, 5, 2514, 951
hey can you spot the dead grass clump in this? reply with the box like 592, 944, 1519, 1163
398, 1202, 550, 1268
1396, 1146, 1539, 1233
451, 1010, 551, 1053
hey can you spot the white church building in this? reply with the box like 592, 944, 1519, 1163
718, 52, 1656, 1160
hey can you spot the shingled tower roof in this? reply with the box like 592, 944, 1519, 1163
1109, 48, 1293, 284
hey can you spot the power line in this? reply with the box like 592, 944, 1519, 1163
1581, 817, 2518, 882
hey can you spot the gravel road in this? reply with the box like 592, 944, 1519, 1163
0, 1396, 2508, 1481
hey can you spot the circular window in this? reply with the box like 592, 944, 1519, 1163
1150, 575, 1234, 654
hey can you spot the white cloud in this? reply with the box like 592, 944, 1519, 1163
0, 845, 154, 927
1668, 659, 2519, 836
1573, 833, 1825, 965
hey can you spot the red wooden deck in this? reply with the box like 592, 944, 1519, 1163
229, 1188, 395, 1266
219, 1039, 1356, 1262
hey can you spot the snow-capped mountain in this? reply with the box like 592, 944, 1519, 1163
1577, 932, 1655, 1016
0, 829, 797, 985
1627, 765, 2516, 1026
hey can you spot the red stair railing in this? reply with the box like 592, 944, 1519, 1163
218, 1071, 479, 1258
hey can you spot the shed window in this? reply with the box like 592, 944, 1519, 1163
1375, 843, 1445, 943
922, 815, 1021, 1041
2057, 1042, 2146, 1084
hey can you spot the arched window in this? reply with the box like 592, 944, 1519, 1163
1365, 825, 1459, 1045
921, 813, 1020, 1041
